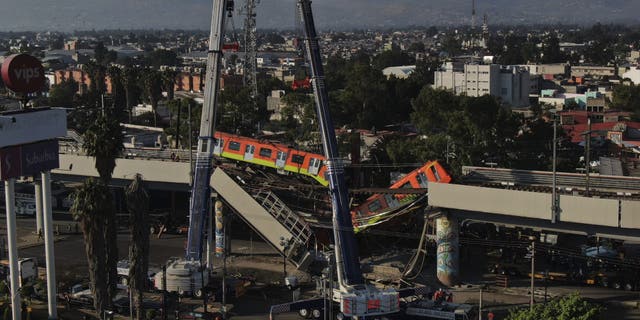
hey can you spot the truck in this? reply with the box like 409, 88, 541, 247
0, 257, 38, 287
405, 300, 476, 320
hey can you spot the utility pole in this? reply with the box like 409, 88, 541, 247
478, 287, 482, 320
529, 236, 536, 310
551, 115, 559, 223
585, 118, 591, 196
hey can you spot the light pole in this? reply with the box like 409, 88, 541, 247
581, 118, 592, 196
279, 237, 290, 279
529, 236, 536, 310
551, 114, 559, 223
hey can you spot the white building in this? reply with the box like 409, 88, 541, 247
433, 62, 530, 107
382, 65, 416, 79
622, 66, 640, 84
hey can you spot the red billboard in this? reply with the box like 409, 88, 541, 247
0, 140, 59, 181
0, 54, 46, 94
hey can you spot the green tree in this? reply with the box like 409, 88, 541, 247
372, 48, 415, 70
126, 174, 150, 320
505, 293, 601, 320
71, 178, 111, 315
140, 69, 164, 127
107, 66, 127, 120
162, 69, 178, 101
83, 61, 107, 96
48, 78, 78, 107
540, 33, 565, 64
82, 107, 123, 301
145, 49, 179, 68
123, 66, 141, 123
612, 83, 640, 116
442, 33, 462, 57
281, 92, 316, 142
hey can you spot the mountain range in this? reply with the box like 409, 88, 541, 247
1, 0, 639, 32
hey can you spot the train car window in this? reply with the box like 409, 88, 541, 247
400, 182, 412, 189
417, 172, 428, 186
291, 154, 305, 165
368, 200, 382, 212
228, 141, 241, 151
259, 147, 272, 158
430, 165, 441, 181
245, 144, 255, 154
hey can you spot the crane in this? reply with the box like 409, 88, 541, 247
270, 1, 402, 318
155, 0, 230, 298
185, 0, 230, 261
243, 0, 259, 99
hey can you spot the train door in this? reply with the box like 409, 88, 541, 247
244, 144, 255, 161
308, 158, 321, 175
416, 172, 429, 187
276, 151, 287, 169
213, 138, 224, 155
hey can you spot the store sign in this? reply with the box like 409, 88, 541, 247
0, 54, 46, 94
0, 140, 59, 181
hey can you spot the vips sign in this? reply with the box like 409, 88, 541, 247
0, 140, 59, 181
0, 54, 46, 94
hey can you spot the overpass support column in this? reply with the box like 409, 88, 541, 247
436, 214, 459, 287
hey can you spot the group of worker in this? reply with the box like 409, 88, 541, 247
432, 288, 453, 303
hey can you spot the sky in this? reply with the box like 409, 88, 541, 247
0, 0, 639, 32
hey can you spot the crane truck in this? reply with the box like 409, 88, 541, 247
154, 0, 231, 297
271, 1, 477, 319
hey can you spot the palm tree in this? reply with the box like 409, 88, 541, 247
123, 66, 140, 123
162, 69, 178, 101
82, 109, 124, 301
141, 69, 163, 127
126, 174, 150, 320
71, 178, 111, 315
83, 61, 107, 96
107, 66, 127, 120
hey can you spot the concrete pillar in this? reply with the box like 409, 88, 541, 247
206, 196, 213, 272
42, 172, 58, 319
34, 180, 44, 236
436, 215, 459, 287
215, 200, 225, 258
4, 179, 21, 320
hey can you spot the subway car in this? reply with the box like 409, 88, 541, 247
351, 161, 452, 231
213, 131, 329, 186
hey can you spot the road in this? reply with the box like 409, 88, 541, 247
2, 215, 640, 319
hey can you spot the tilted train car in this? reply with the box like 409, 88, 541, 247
213, 131, 452, 230
351, 161, 452, 231
213, 131, 329, 186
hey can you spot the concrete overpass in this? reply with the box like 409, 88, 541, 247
428, 182, 640, 241
52, 154, 640, 286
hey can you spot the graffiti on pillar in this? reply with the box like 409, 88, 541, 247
436, 216, 459, 284
215, 200, 225, 257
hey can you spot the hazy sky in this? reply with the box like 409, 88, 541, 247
1, 0, 638, 31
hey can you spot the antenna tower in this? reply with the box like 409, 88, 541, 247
243, 0, 259, 99
471, 0, 476, 30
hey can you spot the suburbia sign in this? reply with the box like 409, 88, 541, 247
0, 54, 46, 94
0, 140, 59, 181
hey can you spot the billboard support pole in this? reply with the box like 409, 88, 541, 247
42, 171, 57, 319
35, 180, 44, 237
4, 179, 21, 320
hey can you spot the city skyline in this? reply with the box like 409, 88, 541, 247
1, 0, 639, 32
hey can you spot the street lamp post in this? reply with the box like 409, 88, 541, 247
279, 237, 290, 279
552, 114, 559, 223
581, 118, 592, 196
529, 236, 536, 310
